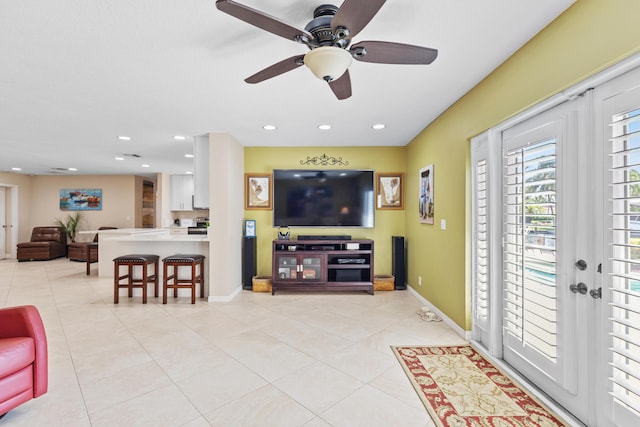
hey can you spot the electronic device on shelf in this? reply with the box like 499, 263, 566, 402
298, 235, 352, 240
336, 258, 366, 264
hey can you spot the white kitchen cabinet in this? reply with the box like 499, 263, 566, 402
170, 174, 193, 211
193, 135, 209, 209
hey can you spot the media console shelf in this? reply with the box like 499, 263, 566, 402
272, 239, 374, 295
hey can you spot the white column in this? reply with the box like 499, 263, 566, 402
207, 133, 244, 301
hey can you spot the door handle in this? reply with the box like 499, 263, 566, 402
569, 282, 588, 295
589, 287, 602, 299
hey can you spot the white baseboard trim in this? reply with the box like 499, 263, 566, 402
407, 286, 472, 341
208, 285, 242, 302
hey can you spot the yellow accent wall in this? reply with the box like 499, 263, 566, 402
244, 146, 406, 277
406, 0, 640, 330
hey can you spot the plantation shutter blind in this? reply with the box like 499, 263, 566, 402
503, 137, 558, 363
471, 132, 492, 347
475, 159, 489, 324
608, 106, 640, 419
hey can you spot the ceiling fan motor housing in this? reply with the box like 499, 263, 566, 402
304, 4, 348, 48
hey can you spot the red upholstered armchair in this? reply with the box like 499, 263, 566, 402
0, 305, 48, 419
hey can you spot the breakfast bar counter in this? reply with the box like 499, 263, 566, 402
95, 228, 209, 279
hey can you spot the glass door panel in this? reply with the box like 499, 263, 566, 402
276, 255, 298, 280
301, 255, 323, 281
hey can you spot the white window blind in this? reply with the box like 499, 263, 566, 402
609, 106, 640, 417
475, 159, 489, 324
504, 139, 558, 362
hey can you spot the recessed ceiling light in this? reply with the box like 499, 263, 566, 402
263, 125, 277, 130
117, 136, 132, 141
68, 168, 77, 171
184, 154, 194, 158
114, 157, 124, 161
173, 135, 187, 140
372, 123, 386, 130
186, 171, 193, 175
318, 124, 331, 130
141, 164, 150, 168
11, 167, 21, 171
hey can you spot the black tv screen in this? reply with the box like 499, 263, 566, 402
273, 169, 374, 227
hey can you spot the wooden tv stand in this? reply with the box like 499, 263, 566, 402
271, 239, 374, 295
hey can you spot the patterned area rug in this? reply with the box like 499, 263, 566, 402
392, 345, 569, 427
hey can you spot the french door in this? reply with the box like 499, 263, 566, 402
472, 63, 640, 426
501, 100, 592, 424
594, 67, 640, 427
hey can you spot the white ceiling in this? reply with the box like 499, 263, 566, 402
0, 0, 574, 176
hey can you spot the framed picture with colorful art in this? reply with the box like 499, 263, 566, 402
419, 165, 434, 224
60, 188, 102, 211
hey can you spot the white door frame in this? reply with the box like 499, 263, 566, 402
0, 184, 19, 259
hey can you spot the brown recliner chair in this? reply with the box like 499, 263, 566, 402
17, 227, 67, 261
68, 227, 117, 275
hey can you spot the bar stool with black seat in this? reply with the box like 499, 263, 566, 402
113, 254, 159, 304
162, 254, 205, 304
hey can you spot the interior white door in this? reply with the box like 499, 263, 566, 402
0, 187, 6, 259
501, 101, 592, 424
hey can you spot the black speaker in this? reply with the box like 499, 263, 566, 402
392, 236, 406, 290
242, 237, 256, 290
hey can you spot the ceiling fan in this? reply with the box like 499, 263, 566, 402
215, 0, 438, 100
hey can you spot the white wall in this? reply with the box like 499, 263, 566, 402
28, 175, 139, 241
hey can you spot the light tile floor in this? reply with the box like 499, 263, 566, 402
0, 258, 468, 427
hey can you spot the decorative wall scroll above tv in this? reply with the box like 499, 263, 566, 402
60, 188, 102, 211
299, 153, 349, 166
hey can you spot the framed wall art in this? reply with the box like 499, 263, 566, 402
376, 173, 404, 209
60, 188, 102, 211
245, 173, 272, 210
419, 165, 434, 224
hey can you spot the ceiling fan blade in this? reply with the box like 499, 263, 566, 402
331, 0, 387, 39
351, 41, 438, 64
328, 70, 352, 100
216, 0, 313, 43
245, 55, 305, 84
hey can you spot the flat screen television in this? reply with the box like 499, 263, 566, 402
273, 169, 374, 228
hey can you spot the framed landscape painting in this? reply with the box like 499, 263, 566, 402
419, 165, 434, 224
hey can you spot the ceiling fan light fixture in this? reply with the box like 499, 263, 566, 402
303, 46, 352, 82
